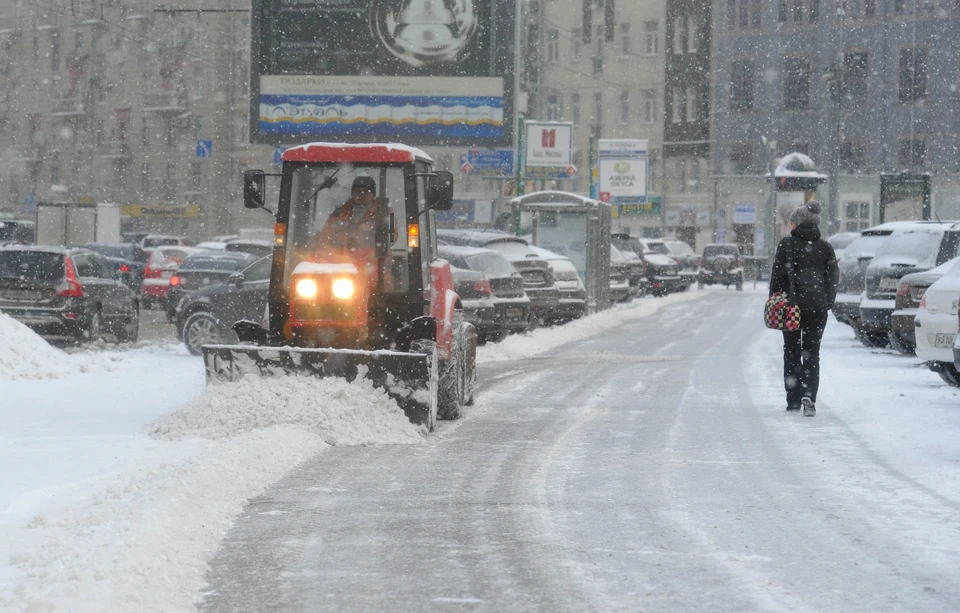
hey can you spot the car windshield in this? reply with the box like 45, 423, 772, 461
610, 237, 636, 253
0, 251, 64, 281
284, 163, 410, 293
703, 245, 739, 257
666, 241, 695, 256
143, 237, 181, 248
179, 256, 250, 272
465, 253, 516, 275
874, 231, 942, 266
840, 234, 889, 260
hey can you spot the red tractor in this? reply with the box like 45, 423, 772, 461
203, 143, 477, 430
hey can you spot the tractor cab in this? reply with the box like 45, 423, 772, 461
242, 143, 454, 350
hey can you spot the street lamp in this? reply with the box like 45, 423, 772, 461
761, 135, 777, 263
825, 3, 847, 235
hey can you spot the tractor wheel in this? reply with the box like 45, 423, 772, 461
437, 312, 465, 420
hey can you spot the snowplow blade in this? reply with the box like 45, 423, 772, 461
201, 345, 437, 430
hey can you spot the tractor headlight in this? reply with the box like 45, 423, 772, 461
331, 278, 355, 300
295, 278, 318, 299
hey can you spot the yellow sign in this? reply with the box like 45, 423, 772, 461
121, 205, 201, 218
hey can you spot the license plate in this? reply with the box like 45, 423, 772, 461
161, 270, 173, 279
0, 290, 43, 301
879, 277, 900, 290
935, 333, 955, 348
505, 307, 524, 319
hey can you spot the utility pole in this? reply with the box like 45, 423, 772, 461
826, 3, 846, 236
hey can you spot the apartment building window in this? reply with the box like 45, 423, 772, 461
593, 25, 604, 74
809, 0, 819, 20
594, 92, 603, 129
727, 0, 736, 28
840, 140, 866, 171
572, 93, 581, 124
546, 30, 559, 63
28, 114, 42, 145
899, 47, 928, 102
729, 143, 754, 173
546, 93, 561, 120
778, 0, 788, 21
32, 35, 39, 61
165, 163, 177, 201
648, 148, 659, 192
783, 57, 810, 109
191, 161, 201, 191
686, 87, 697, 122
792, 0, 804, 22
50, 31, 60, 72
50, 162, 59, 186
620, 22, 630, 56
729, 60, 755, 111
843, 52, 868, 102
572, 28, 582, 62
644, 21, 658, 55
752, 0, 762, 25
673, 16, 685, 55
142, 119, 150, 146
678, 160, 687, 194
898, 138, 925, 169
620, 90, 629, 123
739, 1, 749, 28
140, 164, 150, 198
864, 0, 876, 17
691, 158, 702, 191
688, 16, 698, 52
165, 119, 176, 147
672, 86, 685, 123
845, 201, 871, 232
642, 89, 657, 123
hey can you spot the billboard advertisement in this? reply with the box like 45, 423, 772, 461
524, 121, 575, 179
251, 0, 516, 146
598, 139, 647, 205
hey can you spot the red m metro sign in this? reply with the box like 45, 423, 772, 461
541, 129, 556, 148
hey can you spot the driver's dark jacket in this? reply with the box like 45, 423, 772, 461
315, 199, 377, 249
770, 223, 839, 311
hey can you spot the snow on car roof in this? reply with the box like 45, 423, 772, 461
436, 244, 501, 257
282, 143, 434, 164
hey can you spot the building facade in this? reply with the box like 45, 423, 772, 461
0, 0, 273, 237
662, 0, 713, 248
531, 0, 667, 236
712, 0, 960, 256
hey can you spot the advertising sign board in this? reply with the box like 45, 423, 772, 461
251, 0, 516, 146
524, 121, 575, 178
459, 149, 513, 176
733, 203, 756, 224
598, 139, 647, 204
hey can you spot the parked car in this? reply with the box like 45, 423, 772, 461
528, 245, 588, 323
611, 233, 683, 296
832, 222, 909, 344
608, 245, 634, 303
83, 243, 149, 291
141, 246, 203, 310
698, 243, 744, 291
662, 238, 700, 288
609, 234, 647, 295
912, 259, 960, 385
0, 245, 139, 344
165, 251, 256, 322
438, 245, 530, 342
437, 229, 560, 323
0, 219, 36, 245
859, 222, 960, 348
827, 231, 861, 261
174, 255, 273, 355
889, 258, 959, 355
140, 235, 197, 249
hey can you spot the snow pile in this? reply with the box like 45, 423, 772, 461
0, 313, 73, 380
479, 289, 709, 363
152, 372, 425, 444
2, 373, 423, 613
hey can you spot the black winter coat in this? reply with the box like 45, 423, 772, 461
769, 223, 839, 311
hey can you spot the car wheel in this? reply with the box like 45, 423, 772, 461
182, 311, 220, 356
79, 309, 103, 344
936, 362, 960, 387
855, 326, 889, 348
116, 303, 140, 343
887, 331, 915, 355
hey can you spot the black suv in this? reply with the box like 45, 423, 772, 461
698, 244, 744, 290
0, 245, 139, 343
859, 222, 960, 347
174, 255, 272, 355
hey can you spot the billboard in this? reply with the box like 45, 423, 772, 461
598, 139, 647, 204
524, 121, 575, 178
251, 0, 516, 146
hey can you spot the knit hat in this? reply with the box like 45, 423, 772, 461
351, 176, 376, 192
791, 200, 822, 226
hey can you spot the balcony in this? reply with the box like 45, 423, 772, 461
144, 89, 187, 113
52, 93, 86, 117
96, 139, 132, 159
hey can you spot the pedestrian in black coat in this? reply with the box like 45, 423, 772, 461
769, 200, 839, 416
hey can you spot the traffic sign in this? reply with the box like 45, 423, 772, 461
459, 149, 513, 175
196, 140, 212, 158
565, 165, 577, 177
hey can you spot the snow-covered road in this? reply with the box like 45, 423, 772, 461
2, 287, 959, 612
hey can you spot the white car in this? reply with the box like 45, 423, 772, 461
914, 258, 960, 386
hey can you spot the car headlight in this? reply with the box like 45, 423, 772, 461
295, 278, 318, 299
331, 278, 355, 300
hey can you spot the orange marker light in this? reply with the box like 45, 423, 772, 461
274, 222, 286, 246
408, 223, 420, 249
